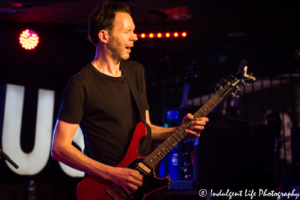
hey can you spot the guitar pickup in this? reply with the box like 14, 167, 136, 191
138, 163, 151, 173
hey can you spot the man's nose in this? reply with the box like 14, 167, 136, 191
132, 33, 138, 42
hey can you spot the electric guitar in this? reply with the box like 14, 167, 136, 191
76, 67, 256, 200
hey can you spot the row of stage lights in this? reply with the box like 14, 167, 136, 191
18, 29, 187, 50
135, 32, 187, 39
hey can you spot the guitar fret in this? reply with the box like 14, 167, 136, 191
144, 160, 151, 168
164, 140, 173, 150
148, 157, 156, 167
169, 137, 177, 146
210, 101, 217, 106
151, 156, 159, 165
160, 146, 168, 154
172, 133, 181, 143
155, 151, 163, 160
200, 109, 207, 115
204, 104, 211, 111
194, 113, 200, 118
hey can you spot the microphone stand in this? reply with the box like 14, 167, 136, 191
0, 148, 19, 169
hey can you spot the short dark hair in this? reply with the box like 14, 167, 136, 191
88, 1, 131, 45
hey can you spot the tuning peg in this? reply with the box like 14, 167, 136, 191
223, 79, 227, 82
216, 84, 222, 89
235, 86, 241, 91
230, 75, 234, 78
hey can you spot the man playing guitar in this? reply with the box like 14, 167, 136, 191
51, 1, 208, 199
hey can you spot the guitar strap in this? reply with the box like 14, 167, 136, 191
120, 61, 154, 156
120, 61, 146, 123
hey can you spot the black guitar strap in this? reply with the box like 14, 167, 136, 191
120, 61, 146, 124
120, 61, 153, 156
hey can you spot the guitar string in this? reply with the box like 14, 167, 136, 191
144, 79, 236, 168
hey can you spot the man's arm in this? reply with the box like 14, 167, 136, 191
51, 120, 142, 195
145, 110, 208, 141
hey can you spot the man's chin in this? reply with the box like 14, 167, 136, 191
121, 54, 130, 61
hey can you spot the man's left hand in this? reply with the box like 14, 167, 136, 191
181, 113, 209, 139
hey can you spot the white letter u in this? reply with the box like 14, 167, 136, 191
1, 84, 54, 175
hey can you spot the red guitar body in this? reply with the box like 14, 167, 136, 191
76, 122, 171, 200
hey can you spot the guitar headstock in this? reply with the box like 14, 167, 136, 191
215, 66, 256, 100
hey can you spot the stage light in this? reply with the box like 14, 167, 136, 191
137, 31, 188, 39
19, 29, 39, 50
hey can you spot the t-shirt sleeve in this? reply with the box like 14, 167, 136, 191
57, 77, 85, 124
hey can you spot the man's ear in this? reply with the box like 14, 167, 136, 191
98, 30, 109, 43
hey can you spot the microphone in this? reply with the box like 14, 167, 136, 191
293, 50, 300, 59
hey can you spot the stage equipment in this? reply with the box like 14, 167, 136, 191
0, 148, 19, 169
19, 29, 39, 50
136, 32, 187, 38
291, 127, 300, 166
293, 50, 300, 59
159, 58, 199, 182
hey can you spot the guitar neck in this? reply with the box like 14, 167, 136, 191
143, 95, 222, 169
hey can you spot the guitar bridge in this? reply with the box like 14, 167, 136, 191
106, 190, 119, 200
106, 184, 129, 200
113, 184, 129, 199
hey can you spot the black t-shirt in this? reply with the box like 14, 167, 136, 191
57, 60, 151, 166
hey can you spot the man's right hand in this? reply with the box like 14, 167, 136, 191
107, 167, 143, 196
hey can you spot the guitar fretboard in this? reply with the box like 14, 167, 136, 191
143, 95, 222, 169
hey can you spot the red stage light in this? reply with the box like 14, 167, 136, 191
149, 33, 154, 38
19, 29, 39, 50
174, 32, 179, 37
166, 32, 170, 38
141, 33, 146, 38
157, 33, 162, 38
182, 32, 187, 37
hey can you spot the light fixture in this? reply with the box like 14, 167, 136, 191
19, 29, 39, 50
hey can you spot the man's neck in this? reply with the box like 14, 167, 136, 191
92, 46, 122, 77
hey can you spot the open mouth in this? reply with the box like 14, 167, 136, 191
125, 47, 131, 52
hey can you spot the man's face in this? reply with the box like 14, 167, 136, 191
107, 12, 137, 61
